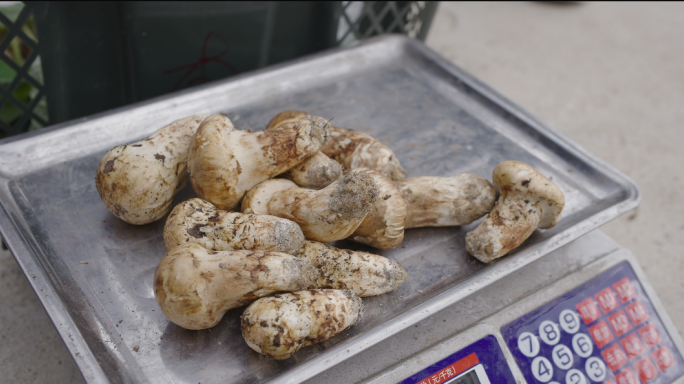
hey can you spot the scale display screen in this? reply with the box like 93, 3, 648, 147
398, 335, 516, 384
502, 261, 684, 384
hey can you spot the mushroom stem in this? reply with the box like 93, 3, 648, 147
396, 174, 496, 228
295, 241, 407, 297
465, 161, 564, 263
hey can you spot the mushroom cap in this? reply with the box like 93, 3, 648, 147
188, 115, 241, 210
266, 110, 309, 130
493, 161, 565, 229
348, 168, 407, 249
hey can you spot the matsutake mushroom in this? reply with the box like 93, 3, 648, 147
163, 198, 305, 254
267, 110, 406, 181
188, 114, 330, 210
465, 161, 564, 263
241, 289, 362, 360
154, 243, 316, 330
95, 115, 208, 224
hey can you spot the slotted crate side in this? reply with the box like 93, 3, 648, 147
0, 2, 48, 139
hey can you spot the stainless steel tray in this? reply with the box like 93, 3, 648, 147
0, 35, 639, 384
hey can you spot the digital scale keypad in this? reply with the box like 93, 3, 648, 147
502, 262, 684, 384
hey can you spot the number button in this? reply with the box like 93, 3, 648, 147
552, 344, 574, 370
540, 320, 561, 346
532, 356, 555, 382
572, 333, 593, 358
585, 357, 606, 382
565, 368, 587, 384
559, 309, 580, 334
518, 332, 540, 357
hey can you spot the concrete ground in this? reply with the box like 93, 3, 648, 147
1, 2, 682, 382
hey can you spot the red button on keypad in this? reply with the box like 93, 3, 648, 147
608, 310, 633, 337
613, 277, 637, 303
603, 380, 616, 384
595, 287, 620, 314
577, 297, 602, 324
634, 356, 658, 383
602, 343, 628, 372
651, 345, 675, 372
590, 320, 615, 349
638, 323, 662, 348
621, 332, 645, 360
615, 368, 639, 384
626, 300, 649, 325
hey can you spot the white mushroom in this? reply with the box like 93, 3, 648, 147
465, 161, 565, 263
296, 241, 407, 296
241, 172, 378, 243
396, 174, 496, 228
163, 198, 305, 254
187, 114, 330, 210
241, 289, 362, 360
154, 243, 316, 330
95, 115, 208, 224
267, 110, 407, 181
348, 168, 408, 249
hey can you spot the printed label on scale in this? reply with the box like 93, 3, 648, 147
501, 261, 684, 384
398, 335, 516, 384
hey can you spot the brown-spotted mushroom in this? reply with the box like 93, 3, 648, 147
348, 168, 408, 249
396, 174, 496, 228
465, 161, 564, 263
95, 115, 208, 224
188, 114, 330, 210
267, 110, 407, 181
241, 289, 362, 360
265, 111, 343, 189
154, 243, 316, 330
296, 241, 407, 297
241, 172, 378, 243
163, 198, 305, 254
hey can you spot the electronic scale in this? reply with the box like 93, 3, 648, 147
0, 35, 679, 384
304, 230, 684, 384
